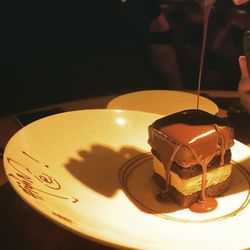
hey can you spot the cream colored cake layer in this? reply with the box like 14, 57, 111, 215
153, 156, 167, 178
153, 156, 232, 196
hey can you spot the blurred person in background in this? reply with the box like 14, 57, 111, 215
238, 55, 250, 113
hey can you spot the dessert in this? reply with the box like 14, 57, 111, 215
148, 109, 234, 212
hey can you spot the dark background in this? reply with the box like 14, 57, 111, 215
1, 0, 250, 117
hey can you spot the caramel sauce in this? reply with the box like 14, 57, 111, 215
156, 191, 174, 204
148, 110, 233, 213
191, 0, 218, 212
196, 0, 216, 109
159, 123, 221, 213
190, 197, 218, 213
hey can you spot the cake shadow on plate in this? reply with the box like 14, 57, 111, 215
65, 144, 146, 198
65, 144, 250, 216
65, 146, 183, 214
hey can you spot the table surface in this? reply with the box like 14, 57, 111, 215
0, 90, 249, 250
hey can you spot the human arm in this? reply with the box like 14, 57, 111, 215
238, 55, 250, 113
232, 0, 249, 5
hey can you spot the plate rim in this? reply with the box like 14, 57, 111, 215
107, 89, 219, 115
3, 109, 250, 250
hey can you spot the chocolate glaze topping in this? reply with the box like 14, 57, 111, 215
148, 109, 234, 213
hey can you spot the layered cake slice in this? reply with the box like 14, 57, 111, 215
148, 109, 234, 213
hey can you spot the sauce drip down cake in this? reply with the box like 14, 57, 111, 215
148, 109, 234, 213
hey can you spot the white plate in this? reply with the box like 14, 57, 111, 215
107, 90, 219, 115
3, 109, 250, 250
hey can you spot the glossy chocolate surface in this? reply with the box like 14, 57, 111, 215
148, 109, 234, 213
152, 109, 230, 129
148, 109, 234, 169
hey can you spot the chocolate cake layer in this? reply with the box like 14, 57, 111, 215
152, 148, 232, 179
171, 149, 231, 179
171, 177, 231, 208
154, 173, 231, 207
148, 109, 234, 169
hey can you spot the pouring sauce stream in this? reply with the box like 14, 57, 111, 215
196, 0, 216, 109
